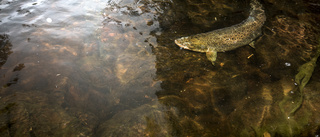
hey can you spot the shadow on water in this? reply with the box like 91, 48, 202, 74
0, 0, 320, 136
0, 34, 13, 68
0, 34, 16, 87
150, 0, 320, 136
0, 34, 24, 88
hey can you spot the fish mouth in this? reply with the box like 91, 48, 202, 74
174, 39, 189, 49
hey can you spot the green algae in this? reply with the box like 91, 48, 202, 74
274, 39, 320, 136
280, 38, 320, 116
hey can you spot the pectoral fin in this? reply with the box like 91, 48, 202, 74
249, 41, 255, 48
206, 49, 217, 65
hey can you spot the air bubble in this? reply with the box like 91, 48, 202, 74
285, 62, 291, 66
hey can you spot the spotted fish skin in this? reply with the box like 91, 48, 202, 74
175, 0, 266, 65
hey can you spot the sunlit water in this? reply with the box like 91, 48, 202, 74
1, 0, 320, 136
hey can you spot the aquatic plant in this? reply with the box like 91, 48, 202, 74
244, 39, 320, 137
276, 39, 320, 136
281, 38, 320, 116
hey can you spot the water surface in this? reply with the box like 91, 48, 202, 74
0, 0, 320, 136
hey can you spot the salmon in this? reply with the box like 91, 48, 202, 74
175, 0, 266, 65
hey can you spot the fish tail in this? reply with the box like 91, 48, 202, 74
249, 0, 266, 23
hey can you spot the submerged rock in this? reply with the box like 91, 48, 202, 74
96, 102, 170, 137
0, 91, 96, 137
256, 15, 319, 78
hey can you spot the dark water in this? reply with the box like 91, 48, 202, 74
0, 0, 320, 136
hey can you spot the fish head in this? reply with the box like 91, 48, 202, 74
175, 36, 208, 52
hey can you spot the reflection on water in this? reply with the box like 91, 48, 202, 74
0, 0, 320, 136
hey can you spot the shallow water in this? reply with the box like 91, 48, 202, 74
0, 0, 320, 136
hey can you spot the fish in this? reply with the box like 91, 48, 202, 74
175, 0, 266, 65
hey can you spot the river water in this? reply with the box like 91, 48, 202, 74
0, 0, 320, 136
